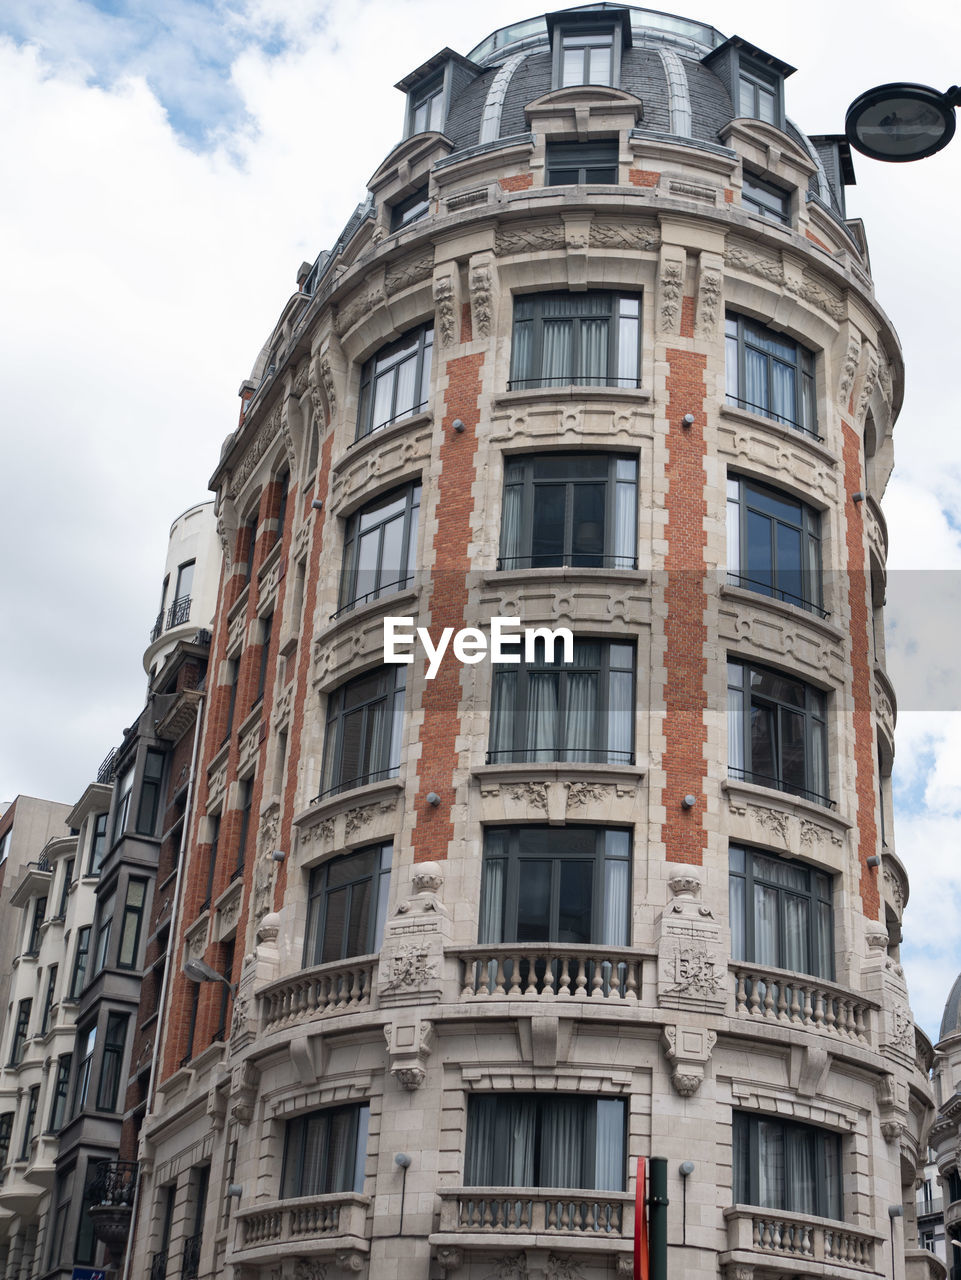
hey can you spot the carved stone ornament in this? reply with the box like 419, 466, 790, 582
659, 258, 683, 333
293, 1260, 327, 1280
856, 350, 880, 425
392, 1065, 426, 1091
546, 1255, 586, 1280
334, 284, 386, 337
589, 220, 659, 251
434, 1246, 464, 1273
215, 513, 233, 571
384, 946, 439, 990
695, 267, 722, 341
725, 1266, 754, 1280
615, 1257, 634, 1278
751, 805, 790, 842
889, 1002, 915, 1051
838, 335, 861, 408
668, 873, 701, 899
386, 251, 434, 296
434, 273, 456, 347
724, 243, 784, 285
228, 408, 282, 500
334, 1251, 364, 1273
319, 354, 336, 422
672, 1072, 703, 1097
495, 222, 565, 257
664, 943, 723, 998
483, 1255, 528, 1280
881, 1119, 905, 1143
865, 926, 889, 952
230, 994, 250, 1047
565, 781, 613, 808
506, 781, 549, 811
469, 259, 493, 337
411, 863, 444, 895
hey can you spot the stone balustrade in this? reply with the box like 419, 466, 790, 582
724, 1206, 881, 1274
452, 944, 642, 1002
730, 963, 875, 1045
437, 1188, 632, 1238
259, 957, 377, 1032
236, 1194, 370, 1251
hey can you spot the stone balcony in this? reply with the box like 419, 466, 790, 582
430, 1188, 633, 1274
904, 1249, 947, 1280
231, 1193, 369, 1270
451, 944, 647, 1003
730, 963, 876, 1046
259, 956, 378, 1033
721, 1206, 883, 1278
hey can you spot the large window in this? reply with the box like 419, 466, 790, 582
0, 1114, 12, 1170
738, 64, 779, 125
19, 1085, 39, 1161
742, 173, 789, 224
409, 79, 444, 135
546, 140, 618, 185
480, 826, 629, 947
112, 766, 134, 843
725, 314, 816, 437
70, 926, 91, 999
559, 27, 615, 86
510, 293, 641, 391
96, 1013, 128, 1112
94, 893, 115, 973
74, 1025, 97, 1113
26, 895, 47, 955
41, 965, 59, 1035
281, 1104, 369, 1198
9, 999, 32, 1065
57, 859, 74, 917
390, 186, 430, 232
118, 880, 147, 969
234, 780, 253, 878
489, 639, 634, 765
89, 813, 108, 875
499, 453, 637, 571
137, 749, 165, 835
319, 666, 406, 799
305, 844, 392, 966
357, 324, 433, 440
727, 475, 822, 614
727, 660, 829, 805
733, 1113, 841, 1220
48, 1054, 72, 1131
466, 1094, 625, 1191
729, 846, 833, 979
338, 482, 420, 615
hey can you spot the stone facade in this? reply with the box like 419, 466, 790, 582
130, 9, 934, 1280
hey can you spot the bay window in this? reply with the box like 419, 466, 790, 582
338, 481, 420, 615
727, 660, 829, 805
281, 1104, 369, 1197
733, 1112, 841, 1221
304, 843, 392, 966
510, 292, 641, 391
465, 1094, 625, 1191
729, 845, 833, 979
499, 453, 637, 570
357, 324, 433, 440
489, 639, 634, 765
725, 314, 816, 437
727, 475, 822, 614
319, 666, 406, 798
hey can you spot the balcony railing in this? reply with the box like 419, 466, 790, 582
453, 945, 642, 1002
150, 596, 192, 643
150, 1250, 168, 1280
259, 956, 378, 1033
731, 964, 875, 1045
723, 1206, 880, 1273
90, 1159, 137, 1206
236, 1194, 370, 1251
181, 1231, 201, 1280
437, 1188, 632, 1238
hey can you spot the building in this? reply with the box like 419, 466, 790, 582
927, 979, 961, 1279
128, 7, 937, 1280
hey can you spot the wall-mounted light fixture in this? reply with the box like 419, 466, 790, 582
183, 957, 237, 998
452, 419, 466, 433
852, 491, 865, 503
226, 1184, 243, 1199
271, 849, 286, 862
311, 498, 324, 511
682, 794, 697, 810
866, 854, 881, 868
681, 413, 695, 428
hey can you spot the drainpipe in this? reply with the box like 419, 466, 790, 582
120, 689, 206, 1280
648, 1156, 669, 1280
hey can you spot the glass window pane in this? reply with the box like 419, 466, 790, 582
558, 861, 593, 943
757, 1120, 784, 1208
531, 486, 567, 565
516, 862, 551, 941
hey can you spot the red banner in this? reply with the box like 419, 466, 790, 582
634, 1155, 649, 1280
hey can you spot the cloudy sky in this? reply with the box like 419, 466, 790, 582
1, 0, 960, 1036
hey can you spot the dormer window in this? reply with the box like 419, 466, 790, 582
410, 79, 444, 135
396, 48, 481, 141
703, 36, 793, 133
560, 28, 614, 87
547, 139, 618, 186
548, 9, 630, 91
739, 63, 778, 124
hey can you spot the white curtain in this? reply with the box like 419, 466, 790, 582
565, 672, 597, 761
526, 673, 559, 762
500, 484, 523, 567
490, 671, 517, 759
543, 320, 573, 384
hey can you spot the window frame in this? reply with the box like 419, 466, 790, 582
509, 291, 642, 391
254, 613, 273, 705
304, 843, 393, 967
727, 659, 830, 806
96, 1013, 129, 1112
70, 926, 91, 999
94, 892, 115, 974
112, 767, 134, 844
729, 844, 834, 980
57, 858, 74, 918
488, 638, 635, 766
274, 468, 290, 545
41, 964, 59, 1035
48, 1054, 72, 1132
546, 139, 619, 186
726, 474, 824, 615
742, 172, 790, 224
89, 813, 108, 875
319, 665, 406, 800
118, 879, 148, 969
26, 894, 47, 955
337, 480, 421, 616
74, 1025, 97, 1114
407, 75, 445, 137
0, 1113, 12, 1169
733, 1111, 842, 1220
18, 1085, 40, 1161
357, 323, 433, 441
233, 780, 253, 879
390, 185, 430, 232
281, 1103, 370, 1198
499, 452, 637, 571
9, 999, 32, 1066
136, 748, 165, 836
725, 313, 817, 438
737, 59, 782, 127
555, 24, 619, 88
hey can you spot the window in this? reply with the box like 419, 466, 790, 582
409, 78, 444, 135
489, 639, 634, 765
57, 858, 74, 917
48, 1054, 72, 1131
74, 1025, 97, 1113
338, 481, 421, 614
202, 816, 220, 911
170, 560, 194, 627
41, 965, 59, 1035
94, 893, 115, 973
118, 880, 147, 969
725, 314, 816, 437
733, 1112, 841, 1220
729, 846, 833, 979
243, 514, 258, 584
0, 1113, 12, 1170
390, 186, 430, 231
0, 829, 10, 866
559, 27, 615, 86
255, 613, 273, 704
26, 895, 47, 955
137, 749, 165, 835
19, 1085, 39, 1160
212, 942, 234, 1043
304, 843, 392, 966
480, 826, 630, 949
742, 173, 789, 224
499, 454, 636, 570
275, 469, 290, 544
738, 63, 779, 125
466, 1094, 625, 1191
281, 1104, 369, 1198
234, 781, 253, 877
112, 766, 134, 843
223, 658, 239, 745
727, 660, 829, 805
726, 475, 822, 614
89, 814, 108, 875
546, 139, 618, 186
319, 666, 406, 799
9, 999, 32, 1065
96, 1013, 128, 1111
357, 324, 433, 440
510, 292, 641, 390
70, 926, 91, 998
182, 1166, 209, 1280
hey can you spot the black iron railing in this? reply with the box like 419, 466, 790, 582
330, 575, 415, 621
97, 749, 116, 784
150, 611, 164, 643
497, 554, 638, 571
181, 1232, 202, 1280
486, 747, 635, 766
726, 572, 829, 619
724, 394, 823, 442
91, 1159, 137, 1206
150, 1250, 168, 1280
167, 595, 192, 628
728, 766, 835, 809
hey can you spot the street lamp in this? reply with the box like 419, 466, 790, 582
183, 956, 237, 996
846, 81, 961, 162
